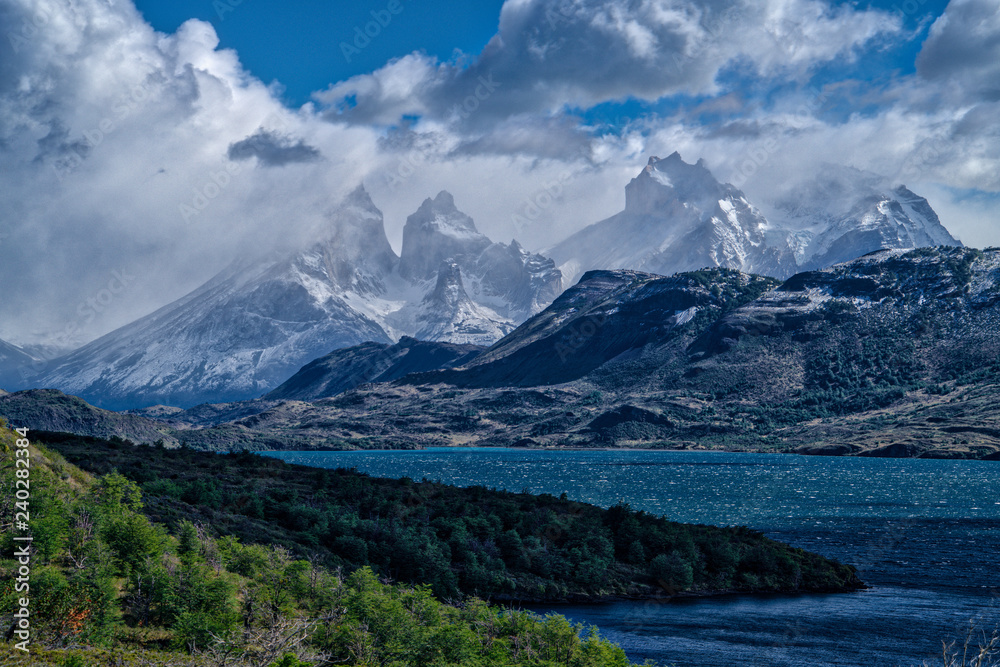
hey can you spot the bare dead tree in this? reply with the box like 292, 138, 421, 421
924, 621, 1000, 667
204, 613, 333, 667
66, 510, 94, 570
195, 521, 223, 572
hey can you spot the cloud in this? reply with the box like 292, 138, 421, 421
2, 0, 1000, 353
917, 0, 1000, 102
0, 0, 380, 347
316, 0, 902, 126
227, 129, 323, 166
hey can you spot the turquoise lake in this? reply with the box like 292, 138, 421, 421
263, 448, 1000, 666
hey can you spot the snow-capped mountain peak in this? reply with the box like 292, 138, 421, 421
625, 152, 726, 216
550, 156, 961, 285
763, 164, 961, 269
398, 191, 492, 281
311, 184, 398, 295
549, 153, 796, 285
33, 187, 560, 408
412, 261, 515, 345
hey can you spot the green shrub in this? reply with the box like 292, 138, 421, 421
649, 552, 694, 592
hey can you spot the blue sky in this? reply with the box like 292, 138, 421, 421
129, 0, 953, 121
2, 0, 999, 344
134, 0, 508, 106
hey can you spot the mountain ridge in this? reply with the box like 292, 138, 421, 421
265, 336, 485, 402
6, 247, 1000, 460
0, 337, 38, 392
549, 155, 961, 285
29, 187, 560, 409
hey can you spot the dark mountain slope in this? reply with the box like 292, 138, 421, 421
410, 269, 779, 388
0, 388, 179, 445
9, 248, 1000, 459
265, 336, 485, 401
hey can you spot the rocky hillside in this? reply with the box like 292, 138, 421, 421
265, 336, 484, 401
187, 247, 1000, 458
0, 388, 179, 445
8, 248, 1000, 459
413, 268, 779, 388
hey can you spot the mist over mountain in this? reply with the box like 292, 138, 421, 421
28, 187, 559, 409
549, 155, 961, 285
762, 164, 961, 270
547, 154, 792, 284
0, 338, 38, 392
15, 153, 966, 411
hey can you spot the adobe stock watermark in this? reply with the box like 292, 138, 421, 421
449, 74, 501, 120
180, 112, 290, 222
55, 81, 155, 181
17, 269, 138, 382
5, 5, 50, 54
671, 6, 746, 76
383, 73, 500, 191
730, 136, 780, 190
511, 171, 573, 237
341, 0, 409, 63
178, 161, 245, 223
543, 2, 575, 29
555, 313, 608, 362
892, 0, 934, 20
11, 426, 33, 652
897, 135, 949, 184
212, 0, 248, 22
730, 86, 831, 189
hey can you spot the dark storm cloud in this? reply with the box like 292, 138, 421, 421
227, 129, 323, 166
917, 0, 1000, 102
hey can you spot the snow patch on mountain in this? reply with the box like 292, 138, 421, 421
33, 187, 560, 408
761, 164, 961, 270
550, 156, 961, 285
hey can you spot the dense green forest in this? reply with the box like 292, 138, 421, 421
1, 424, 862, 665
3, 423, 634, 666
29, 430, 862, 602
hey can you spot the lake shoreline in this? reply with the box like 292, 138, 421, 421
259, 442, 1000, 461
490, 583, 870, 607
266, 447, 999, 666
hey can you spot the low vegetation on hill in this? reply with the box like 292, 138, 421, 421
2, 422, 636, 666
28, 430, 864, 604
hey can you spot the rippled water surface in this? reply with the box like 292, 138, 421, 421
264, 448, 1000, 666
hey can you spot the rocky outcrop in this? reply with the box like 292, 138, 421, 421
398, 191, 492, 281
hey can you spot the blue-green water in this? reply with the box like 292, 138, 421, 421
264, 448, 1000, 666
